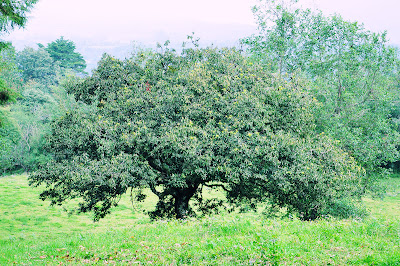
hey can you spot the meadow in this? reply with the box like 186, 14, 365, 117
0, 174, 399, 265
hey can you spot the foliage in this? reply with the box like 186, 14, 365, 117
0, 48, 18, 103
0, 48, 20, 172
0, 78, 16, 105
0, 47, 22, 128
0, 62, 72, 174
0, 46, 22, 88
0, 78, 74, 174
0, 0, 38, 50
0, 115, 20, 174
42, 36, 87, 74
0, 48, 20, 158
243, 0, 400, 180
16, 47, 59, 85
0, 0, 37, 132
1, 40, 82, 174
31, 44, 365, 221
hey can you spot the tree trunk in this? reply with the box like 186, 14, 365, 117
173, 185, 198, 219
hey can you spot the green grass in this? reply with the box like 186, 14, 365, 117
1, 174, 400, 265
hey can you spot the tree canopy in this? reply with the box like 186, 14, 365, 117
242, 0, 400, 184
30, 44, 365, 221
42, 37, 86, 74
16, 47, 59, 85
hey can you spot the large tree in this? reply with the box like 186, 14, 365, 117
30, 45, 365, 221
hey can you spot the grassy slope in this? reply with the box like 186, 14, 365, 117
0, 174, 399, 265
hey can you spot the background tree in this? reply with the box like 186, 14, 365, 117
41, 36, 87, 74
1, 39, 81, 174
242, 0, 400, 187
16, 47, 59, 85
0, 80, 58, 172
30, 44, 365, 221
245, 0, 301, 77
0, 75, 77, 174
0, 0, 38, 129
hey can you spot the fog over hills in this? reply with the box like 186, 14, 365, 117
10, 21, 257, 73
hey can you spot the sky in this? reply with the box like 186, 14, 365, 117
5, 0, 258, 46
4, 0, 400, 69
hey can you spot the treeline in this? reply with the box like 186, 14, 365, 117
0, 37, 86, 173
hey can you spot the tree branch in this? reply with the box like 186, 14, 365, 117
146, 157, 164, 174
149, 183, 162, 198
204, 183, 230, 193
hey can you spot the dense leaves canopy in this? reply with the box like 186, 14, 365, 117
243, 0, 400, 181
1, 36, 85, 174
16, 47, 59, 85
30, 45, 365, 220
43, 37, 87, 74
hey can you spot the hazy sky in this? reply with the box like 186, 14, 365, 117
3, 0, 400, 68
5, 0, 400, 44
5, 0, 400, 45
5, 0, 258, 46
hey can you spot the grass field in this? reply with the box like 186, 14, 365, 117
0, 174, 399, 265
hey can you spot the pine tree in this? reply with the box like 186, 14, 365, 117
45, 37, 87, 74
